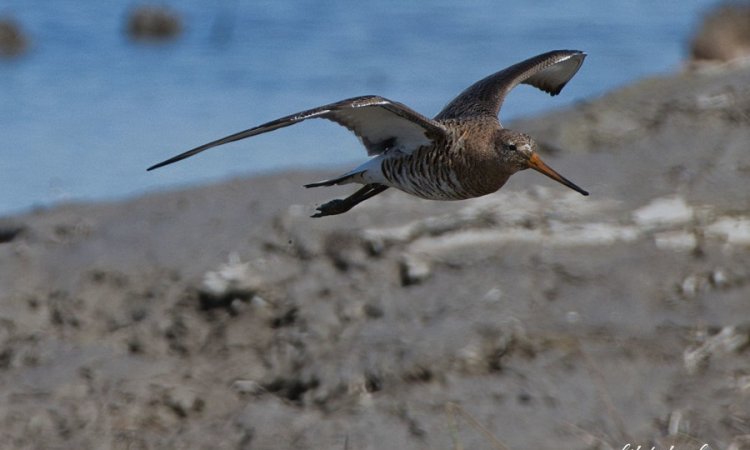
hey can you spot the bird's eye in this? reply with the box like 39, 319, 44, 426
508, 144, 517, 151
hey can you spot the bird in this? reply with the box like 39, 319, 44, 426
148, 50, 589, 217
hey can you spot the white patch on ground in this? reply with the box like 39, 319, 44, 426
653, 230, 698, 251
363, 192, 750, 262
547, 221, 640, 246
406, 221, 641, 258
632, 196, 694, 227
202, 252, 252, 296
705, 216, 750, 245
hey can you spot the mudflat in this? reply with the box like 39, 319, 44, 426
1, 64, 749, 449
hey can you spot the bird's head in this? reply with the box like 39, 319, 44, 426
494, 129, 588, 196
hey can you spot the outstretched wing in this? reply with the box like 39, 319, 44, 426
434, 50, 586, 122
148, 96, 446, 171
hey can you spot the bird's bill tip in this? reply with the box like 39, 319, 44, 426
528, 153, 589, 196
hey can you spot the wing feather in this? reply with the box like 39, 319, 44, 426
148, 96, 445, 171
435, 50, 586, 122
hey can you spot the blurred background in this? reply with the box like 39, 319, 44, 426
3, 3, 750, 448
0, 0, 721, 215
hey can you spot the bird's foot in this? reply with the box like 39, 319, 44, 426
311, 198, 353, 218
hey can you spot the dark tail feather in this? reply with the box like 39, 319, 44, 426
304, 171, 364, 188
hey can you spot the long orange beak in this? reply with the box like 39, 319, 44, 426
528, 153, 589, 196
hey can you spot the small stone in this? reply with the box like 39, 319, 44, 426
26, 412, 55, 437
684, 326, 750, 374
565, 311, 581, 324
363, 303, 384, 318
232, 379, 263, 395
164, 387, 203, 418
365, 235, 386, 256
667, 409, 685, 436
202, 253, 252, 297
710, 268, 728, 288
728, 435, 750, 450
457, 342, 483, 373
250, 296, 269, 309
735, 374, 750, 394
229, 298, 247, 315
200, 253, 264, 310
323, 232, 369, 271
679, 275, 700, 298
482, 287, 503, 303
399, 254, 431, 286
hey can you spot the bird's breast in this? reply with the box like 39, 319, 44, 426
380, 137, 508, 200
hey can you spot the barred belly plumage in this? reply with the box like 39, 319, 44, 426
381, 147, 468, 200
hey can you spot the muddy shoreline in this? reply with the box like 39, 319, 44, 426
2, 65, 750, 449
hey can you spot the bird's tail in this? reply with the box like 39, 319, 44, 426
304, 170, 366, 188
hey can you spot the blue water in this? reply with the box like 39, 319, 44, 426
1, 0, 718, 215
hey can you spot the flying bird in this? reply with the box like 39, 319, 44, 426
149, 50, 589, 217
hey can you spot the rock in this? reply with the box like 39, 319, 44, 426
684, 325, 750, 374
26, 412, 55, 438
231, 379, 263, 396
729, 435, 750, 450
689, 3, 750, 64
710, 268, 729, 288
126, 6, 182, 42
678, 274, 702, 299
481, 287, 503, 303
0, 221, 24, 243
399, 254, 431, 286
0, 17, 28, 57
163, 386, 204, 418
323, 231, 369, 271
199, 253, 264, 310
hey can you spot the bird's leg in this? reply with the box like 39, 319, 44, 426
312, 184, 389, 218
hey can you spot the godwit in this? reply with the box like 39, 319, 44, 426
149, 50, 589, 217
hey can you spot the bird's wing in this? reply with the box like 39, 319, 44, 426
148, 95, 446, 171
434, 50, 586, 123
